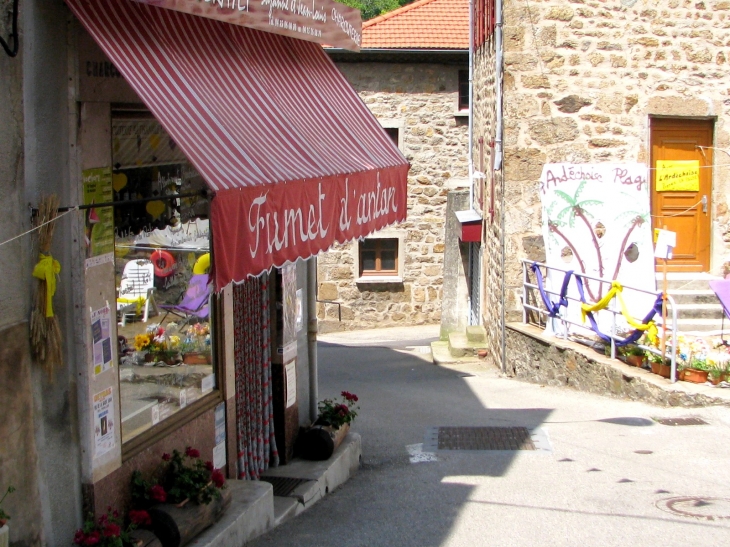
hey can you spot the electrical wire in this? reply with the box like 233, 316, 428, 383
0, 208, 76, 249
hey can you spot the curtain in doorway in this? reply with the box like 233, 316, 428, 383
233, 275, 279, 479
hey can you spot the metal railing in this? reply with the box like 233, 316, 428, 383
521, 260, 678, 382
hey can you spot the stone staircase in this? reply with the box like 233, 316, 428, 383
430, 325, 489, 365
659, 272, 729, 334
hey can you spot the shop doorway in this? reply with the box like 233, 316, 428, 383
650, 118, 713, 272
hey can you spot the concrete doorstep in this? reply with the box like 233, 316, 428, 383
187, 433, 362, 547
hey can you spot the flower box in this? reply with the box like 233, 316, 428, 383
182, 351, 210, 365
682, 368, 708, 384
148, 487, 232, 547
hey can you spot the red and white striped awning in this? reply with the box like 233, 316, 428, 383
66, 0, 409, 288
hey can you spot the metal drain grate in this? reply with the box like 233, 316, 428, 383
431, 427, 536, 451
654, 417, 708, 426
259, 476, 309, 497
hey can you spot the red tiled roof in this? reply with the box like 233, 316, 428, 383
362, 0, 469, 50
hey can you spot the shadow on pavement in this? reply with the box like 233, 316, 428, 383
249, 339, 553, 547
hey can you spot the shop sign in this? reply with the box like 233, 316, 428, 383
655, 160, 700, 192
132, 0, 362, 51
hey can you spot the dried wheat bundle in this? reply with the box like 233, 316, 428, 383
30, 194, 63, 377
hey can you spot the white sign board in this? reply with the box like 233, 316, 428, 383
538, 164, 656, 334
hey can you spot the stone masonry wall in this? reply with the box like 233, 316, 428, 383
497, 0, 730, 324
317, 62, 469, 332
474, 34, 503, 369
507, 323, 730, 407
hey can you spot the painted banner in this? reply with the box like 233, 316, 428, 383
539, 164, 656, 334
83, 167, 115, 259
655, 160, 700, 191
132, 0, 362, 51
211, 164, 408, 287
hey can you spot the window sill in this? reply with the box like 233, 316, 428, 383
356, 275, 403, 284
454, 110, 470, 118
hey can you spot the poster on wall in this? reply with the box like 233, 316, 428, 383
93, 387, 116, 457
538, 163, 656, 334
285, 361, 297, 409
82, 167, 115, 262
90, 305, 113, 376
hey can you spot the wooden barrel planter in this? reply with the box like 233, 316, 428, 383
148, 488, 232, 547
298, 423, 350, 461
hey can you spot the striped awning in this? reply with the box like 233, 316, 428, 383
66, 0, 409, 288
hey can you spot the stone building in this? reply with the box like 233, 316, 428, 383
318, 0, 470, 332
473, 0, 730, 370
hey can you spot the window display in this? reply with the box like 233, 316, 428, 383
112, 113, 217, 443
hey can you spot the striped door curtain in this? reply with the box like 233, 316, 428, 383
233, 275, 279, 480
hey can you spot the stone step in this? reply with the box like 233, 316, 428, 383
655, 272, 722, 291
448, 332, 487, 358
466, 325, 487, 343
431, 340, 485, 366
670, 303, 725, 320
665, 289, 719, 305
273, 497, 299, 528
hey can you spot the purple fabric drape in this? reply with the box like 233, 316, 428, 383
233, 275, 279, 480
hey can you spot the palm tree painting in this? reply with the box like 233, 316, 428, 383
550, 180, 604, 300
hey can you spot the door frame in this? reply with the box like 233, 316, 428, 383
649, 115, 716, 273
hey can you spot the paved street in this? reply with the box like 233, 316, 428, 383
249, 326, 730, 547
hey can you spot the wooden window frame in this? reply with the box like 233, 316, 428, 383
359, 238, 399, 277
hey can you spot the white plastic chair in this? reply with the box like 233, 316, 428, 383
117, 259, 158, 326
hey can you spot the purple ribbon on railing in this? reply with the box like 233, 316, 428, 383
574, 275, 664, 347
531, 262, 572, 317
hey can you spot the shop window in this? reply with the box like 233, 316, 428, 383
359, 238, 399, 277
458, 70, 469, 112
110, 111, 218, 445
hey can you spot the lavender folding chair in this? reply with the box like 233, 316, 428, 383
708, 279, 730, 342
159, 274, 211, 329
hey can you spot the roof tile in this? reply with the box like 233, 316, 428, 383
362, 0, 469, 50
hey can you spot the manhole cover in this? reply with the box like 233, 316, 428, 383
656, 496, 730, 520
428, 427, 536, 451
654, 417, 708, 426
259, 476, 309, 497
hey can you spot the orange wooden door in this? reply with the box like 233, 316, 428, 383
650, 118, 713, 272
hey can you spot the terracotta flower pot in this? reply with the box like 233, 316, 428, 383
650, 362, 661, 375
626, 355, 644, 367
658, 364, 672, 379
682, 368, 708, 383
182, 352, 210, 365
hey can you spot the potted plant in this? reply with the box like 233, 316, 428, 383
645, 350, 666, 375
131, 447, 229, 547
620, 345, 645, 367
683, 359, 710, 384
72, 507, 149, 547
0, 485, 14, 547
299, 391, 360, 461
134, 325, 182, 366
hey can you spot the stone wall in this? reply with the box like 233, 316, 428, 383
317, 61, 469, 332
507, 323, 730, 407
476, 0, 730, 364
473, 34, 503, 368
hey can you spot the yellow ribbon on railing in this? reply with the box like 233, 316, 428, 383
616, 291, 659, 345
581, 280, 659, 344
580, 281, 623, 322
118, 296, 146, 316
32, 253, 61, 318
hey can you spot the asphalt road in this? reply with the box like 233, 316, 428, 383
248, 326, 730, 547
